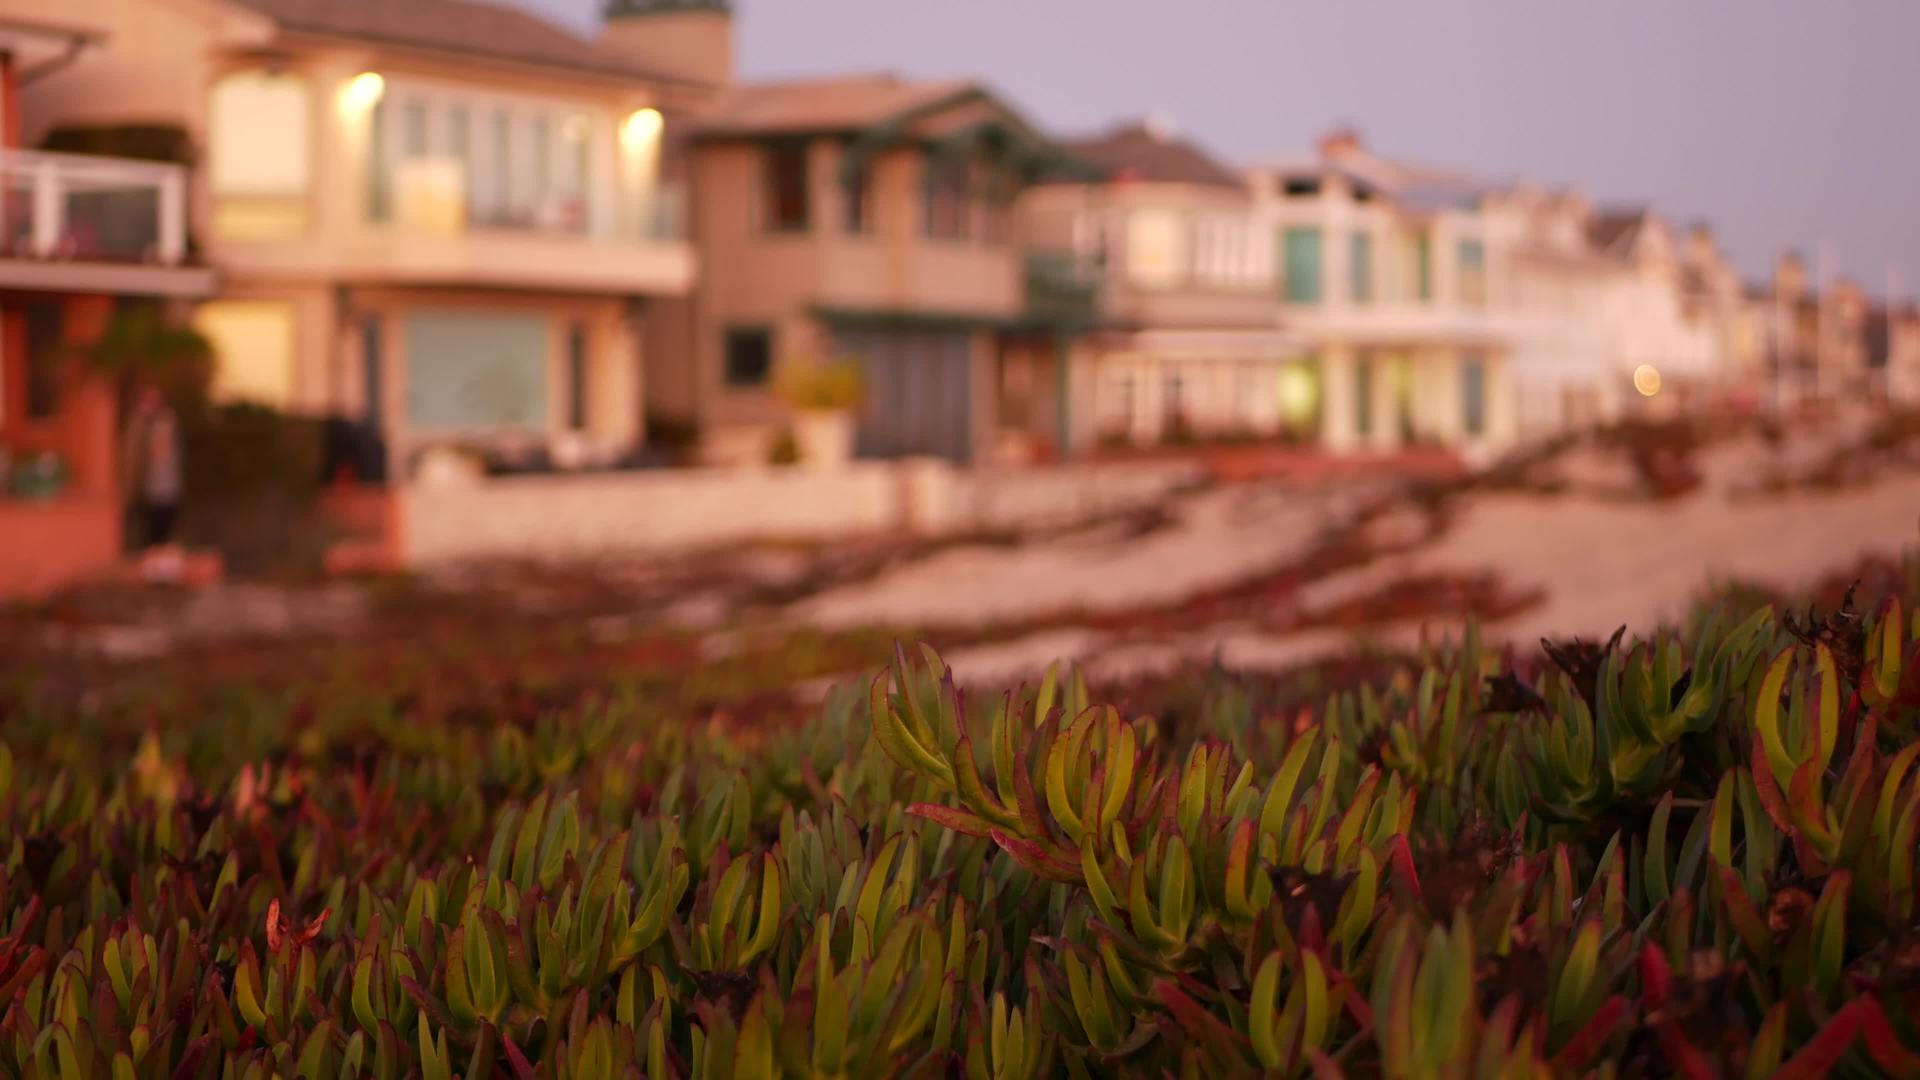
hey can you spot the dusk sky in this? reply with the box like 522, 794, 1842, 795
525, 0, 1919, 296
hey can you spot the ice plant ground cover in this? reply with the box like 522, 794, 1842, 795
6, 565, 1920, 1076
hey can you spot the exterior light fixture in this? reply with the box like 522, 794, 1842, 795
342, 72, 385, 111
622, 107, 664, 148
1633, 364, 1662, 397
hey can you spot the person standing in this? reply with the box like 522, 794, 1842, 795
123, 386, 183, 554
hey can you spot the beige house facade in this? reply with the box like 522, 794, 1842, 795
1249, 131, 1520, 457
16, 0, 707, 480
1019, 122, 1306, 452
649, 73, 1088, 465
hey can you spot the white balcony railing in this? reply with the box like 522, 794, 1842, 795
0, 149, 189, 266
386, 159, 686, 245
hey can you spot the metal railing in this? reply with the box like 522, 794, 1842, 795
1024, 250, 1103, 322
384, 160, 686, 244
0, 148, 188, 264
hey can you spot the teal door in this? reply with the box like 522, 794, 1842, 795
404, 312, 549, 431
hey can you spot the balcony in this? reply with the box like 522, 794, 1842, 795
213, 165, 695, 297
1022, 250, 1103, 327
0, 149, 213, 298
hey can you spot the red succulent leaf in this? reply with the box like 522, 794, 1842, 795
1306, 1048, 1346, 1079
1655, 1022, 1718, 1080
1857, 996, 1920, 1079
169, 1034, 216, 1080
1552, 995, 1627, 1072
1154, 979, 1250, 1054
1749, 735, 1793, 833
1388, 834, 1424, 906
1637, 943, 1672, 1011
1772, 999, 1864, 1080
501, 1031, 536, 1080
988, 829, 1083, 884
908, 803, 997, 839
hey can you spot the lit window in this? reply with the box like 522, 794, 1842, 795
209, 71, 313, 238
197, 301, 298, 408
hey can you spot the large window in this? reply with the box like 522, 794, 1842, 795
1415, 233, 1433, 302
724, 327, 773, 388
197, 301, 298, 409
209, 71, 313, 239
1459, 239, 1488, 307
567, 322, 590, 431
924, 156, 970, 240
24, 302, 64, 419
371, 88, 595, 234
1461, 354, 1487, 436
404, 312, 550, 431
1127, 210, 1185, 288
1282, 227, 1323, 304
842, 157, 871, 234
1350, 231, 1374, 304
360, 315, 384, 427
764, 141, 810, 232
1354, 355, 1373, 437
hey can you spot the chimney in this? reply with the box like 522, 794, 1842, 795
599, 0, 734, 88
1317, 126, 1362, 159
1775, 250, 1808, 301
1141, 112, 1177, 141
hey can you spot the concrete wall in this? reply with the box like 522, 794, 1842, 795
396, 458, 1203, 564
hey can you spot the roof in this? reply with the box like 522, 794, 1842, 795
1255, 139, 1492, 211
225, 0, 691, 84
1058, 123, 1243, 189
693, 74, 979, 136
1587, 209, 1650, 253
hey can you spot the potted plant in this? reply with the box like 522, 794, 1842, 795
775, 357, 865, 469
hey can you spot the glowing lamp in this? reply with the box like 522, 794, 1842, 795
622, 107, 664, 148
342, 72, 385, 111
1633, 364, 1662, 398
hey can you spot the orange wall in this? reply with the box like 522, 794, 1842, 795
0, 497, 121, 598
2, 54, 19, 149
1, 294, 124, 596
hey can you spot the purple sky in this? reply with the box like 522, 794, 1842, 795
525, 0, 1919, 295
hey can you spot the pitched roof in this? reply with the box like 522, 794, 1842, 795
1257, 139, 1493, 212
693, 74, 979, 136
1587, 209, 1650, 253
1058, 123, 1243, 189
225, 0, 688, 84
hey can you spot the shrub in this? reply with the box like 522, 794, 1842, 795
767, 428, 801, 466
4, 583, 1920, 1074
774, 359, 865, 413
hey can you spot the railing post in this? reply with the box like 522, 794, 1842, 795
30, 160, 62, 258
158, 167, 187, 264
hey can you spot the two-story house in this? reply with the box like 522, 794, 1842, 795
1248, 130, 1517, 456
648, 72, 1083, 465
16, 0, 706, 483
0, 13, 214, 597
1584, 208, 1722, 416
1018, 121, 1306, 451
1488, 185, 1622, 438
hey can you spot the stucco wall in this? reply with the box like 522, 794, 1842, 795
395, 459, 1204, 565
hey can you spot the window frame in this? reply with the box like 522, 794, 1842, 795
723, 326, 775, 389
922, 154, 971, 242
762, 140, 812, 233
1282, 226, 1323, 304
1349, 230, 1374, 304
1461, 354, 1487, 436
